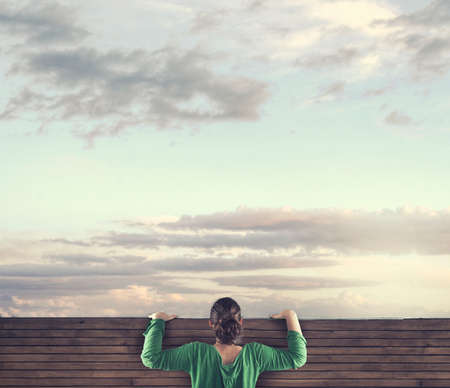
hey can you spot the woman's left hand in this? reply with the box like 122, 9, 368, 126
149, 312, 177, 321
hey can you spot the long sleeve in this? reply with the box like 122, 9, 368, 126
140, 318, 194, 373
256, 330, 307, 372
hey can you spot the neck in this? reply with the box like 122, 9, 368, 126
215, 341, 236, 347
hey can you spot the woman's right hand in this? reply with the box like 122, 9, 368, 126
270, 309, 295, 319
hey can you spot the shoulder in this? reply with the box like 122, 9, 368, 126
246, 341, 271, 358
184, 341, 201, 349
247, 341, 262, 349
174, 341, 199, 352
187, 341, 210, 360
188, 341, 208, 352
245, 341, 263, 355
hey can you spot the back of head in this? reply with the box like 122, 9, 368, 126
210, 297, 243, 345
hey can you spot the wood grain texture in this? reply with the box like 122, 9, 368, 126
0, 317, 449, 387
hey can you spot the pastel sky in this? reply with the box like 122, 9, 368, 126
1, 0, 449, 319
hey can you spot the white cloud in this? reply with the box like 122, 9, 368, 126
308, 0, 399, 36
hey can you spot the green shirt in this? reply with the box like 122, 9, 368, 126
141, 318, 307, 388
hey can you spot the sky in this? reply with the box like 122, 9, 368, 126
0, 0, 449, 319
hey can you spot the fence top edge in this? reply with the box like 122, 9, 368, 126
1, 317, 449, 320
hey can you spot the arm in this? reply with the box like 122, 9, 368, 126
257, 310, 307, 372
140, 318, 193, 373
285, 310, 303, 335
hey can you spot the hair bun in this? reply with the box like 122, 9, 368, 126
210, 297, 242, 345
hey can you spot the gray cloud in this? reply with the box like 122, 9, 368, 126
91, 230, 318, 252
190, 8, 231, 32
0, 243, 354, 305
213, 274, 380, 290
153, 253, 338, 271
371, 0, 450, 80
0, 274, 208, 299
144, 206, 450, 255
38, 238, 92, 247
0, 269, 373, 303
2, 46, 269, 143
30, 206, 446, 256
190, 0, 450, 85
0, 0, 90, 47
375, 0, 450, 28
244, 0, 269, 12
0, 2, 270, 148
319, 81, 346, 96
0, 252, 337, 277
2, 284, 447, 318
295, 47, 360, 68
304, 81, 346, 104
83, 231, 163, 249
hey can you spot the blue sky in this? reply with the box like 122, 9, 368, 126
0, 0, 449, 318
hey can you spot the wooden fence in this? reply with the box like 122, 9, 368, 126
0, 317, 449, 387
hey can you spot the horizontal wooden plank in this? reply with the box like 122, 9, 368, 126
1, 353, 449, 363
1, 369, 450, 379
1, 329, 450, 339
1, 345, 449, 354
2, 337, 449, 347
0, 384, 446, 388
1, 361, 450, 371
255, 379, 450, 387
1, 318, 449, 331
1, 378, 450, 387
0, 384, 398, 388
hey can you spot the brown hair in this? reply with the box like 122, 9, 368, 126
210, 297, 242, 344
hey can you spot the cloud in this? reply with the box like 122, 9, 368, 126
308, 0, 397, 35
0, 270, 382, 317
39, 238, 92, 247
376, 0, 450, 28
0, 0, 90, 47
2, 205, 447, 314
152, 253, 338, 272
0, 2, 270, 148
305, 81, 346, 104
190, 0, 449, 84
371, 0, 450, 81
12, 205, 439, 256
0, 251, 337, 277
294, 47, 360, 68
190, 8, 232, 32
2, 45, 269, 146
363, 85, 392, 97
138, 205, 450, 255
2, 286, 448, 318
0, 273, 209, 299
384, 110, 413, 126
212, 274, 379, 290
0, 284, 210, 317
0, 260, 368, 311
12, 205, 442, 257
